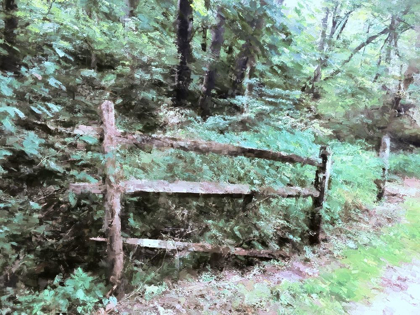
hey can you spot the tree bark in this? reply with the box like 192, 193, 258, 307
376, 134, 390, 201
0, 0, 19, 72
310, 7, 330, 96
99, 101, 124, 297
201, 0, 211, 51
309, 146, 332, 245
402, 26, 420, 92
229, 43, 250, 97
174, 0, 193, 107
229, 1, 265, 98
199, 7, 226, 119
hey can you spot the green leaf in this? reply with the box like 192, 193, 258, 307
44, 61, 57, 75
1, 118, 15, 132
48, 160, 65, 173
48, 77, 66, 91
0, 83, 13, 96
0, 149, 12, 160
81, 69, 97, 78
37, 104, 53, 117
233, 226, 242, 239
69, 191, 77, 207
101, 73, 116, 88
22, 132, 44, 156
0, 106, 25, 118
30, 106, 43, 114
54, 47, 65, 57
75, 288, 86, 300
80, 135, 99, 145
45, 102, 61, 113
30, 202, 42, 210
71, 170, 98, 183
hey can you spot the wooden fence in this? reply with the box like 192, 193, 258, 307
70, 101, 332, 294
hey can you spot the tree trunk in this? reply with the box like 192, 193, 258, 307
174, 0, 193, 107
0, 0, 19, 72
243, 55, 256, 114
376, 134, 390, 201
122, 0, 140, 21
229, 45, 250, 97
229, 1, 265, 98
309, 146, 332, 245
199, 7, 226, 119
310, 7, 329, 97
402, 26, 420, 92
121, 0, 131, 22
201, 0, 211, 51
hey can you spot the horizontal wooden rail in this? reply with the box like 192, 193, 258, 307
90, 237, 289, 259
70, 182, 104, 194
69, 101, 331, 297
124, 135, 322, 167
70, 180, 319, 198
74, 125, 322, 167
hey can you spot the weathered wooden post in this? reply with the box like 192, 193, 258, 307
99, 101, 124, 295
376, 134, 390, 201
309, 146, 332, 245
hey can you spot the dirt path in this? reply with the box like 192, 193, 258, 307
347, 259, 420, 315
346, 178, 420, 315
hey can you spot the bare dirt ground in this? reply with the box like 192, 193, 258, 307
347, 259, 420, 315
105, 178, 420, 315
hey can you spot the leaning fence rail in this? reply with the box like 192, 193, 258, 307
69, 100, 332, 294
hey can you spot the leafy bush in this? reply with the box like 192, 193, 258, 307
325, 141, 381, 224
5, 268, 108, 314
389, 150, 420, 178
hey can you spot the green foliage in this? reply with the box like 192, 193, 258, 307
4, 268, 108, 314
269, 198, 420, 314
325, 140, 381, 224
389, 150, 420, 178
1, 0, 420, 312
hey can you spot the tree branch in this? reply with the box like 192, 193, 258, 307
324, 27, 389, 80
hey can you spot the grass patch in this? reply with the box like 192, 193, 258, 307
270, 198, 420, 314
390, 150, 420, 178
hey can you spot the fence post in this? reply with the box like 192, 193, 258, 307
309, 146, 332, 245
376, 134, 390, 201
99, 101, 124, 295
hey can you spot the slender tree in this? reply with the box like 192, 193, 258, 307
174, 0, 194, 107
0, 0, 19, 72
199, 6, 226, 119
308, 1, 357, 96
201, 0, 211, 51
310, 6, 330, 97
229, 1, 266, 97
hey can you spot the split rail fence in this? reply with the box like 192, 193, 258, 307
70, 101, 332, 292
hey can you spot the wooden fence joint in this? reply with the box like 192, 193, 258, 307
309, 145, 332, 245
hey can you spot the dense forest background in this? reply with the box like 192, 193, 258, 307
1, 0, 420, 313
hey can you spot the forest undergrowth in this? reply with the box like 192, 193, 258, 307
4, 114, 420, 314
1, 0, 420, 314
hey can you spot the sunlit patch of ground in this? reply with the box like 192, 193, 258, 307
347, 259, 420, 315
